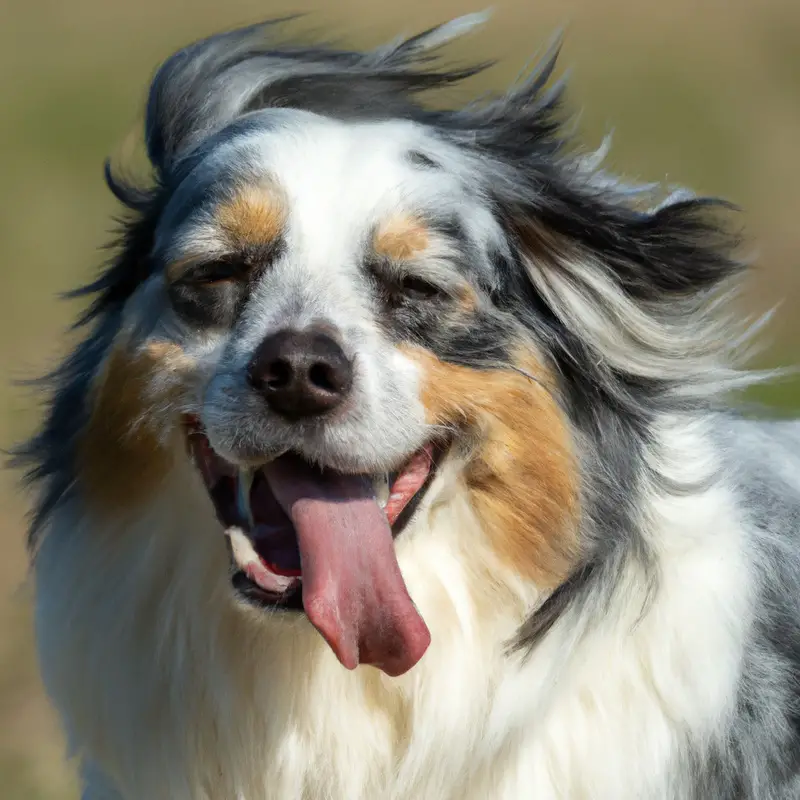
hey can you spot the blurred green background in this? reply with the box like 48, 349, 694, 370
1, 1, 798, 797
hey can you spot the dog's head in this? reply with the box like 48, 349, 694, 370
21, 15, 751, 676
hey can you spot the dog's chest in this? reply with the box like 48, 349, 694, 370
198, 619, 524, 800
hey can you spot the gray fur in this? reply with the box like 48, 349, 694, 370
695, 416, 800, 798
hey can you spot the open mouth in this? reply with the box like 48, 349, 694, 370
184, 417, 443, 676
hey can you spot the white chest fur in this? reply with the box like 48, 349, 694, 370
34, 439, 750, 800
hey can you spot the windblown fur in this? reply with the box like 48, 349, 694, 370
16, 14, 800, 799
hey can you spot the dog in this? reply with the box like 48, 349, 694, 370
16, 13, 800, 799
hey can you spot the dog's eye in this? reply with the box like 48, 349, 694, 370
400, 276, 440, 300
184, 260, 248, 285
367, 261, 443, 308
169, 261, 250, 327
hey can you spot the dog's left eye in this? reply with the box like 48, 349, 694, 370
399, 276, 441, 301
368, 262, 443, 308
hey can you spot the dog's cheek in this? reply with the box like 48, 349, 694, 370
403, 344, 580, 587
77, 338, 197, 517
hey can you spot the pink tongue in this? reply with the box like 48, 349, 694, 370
262, 456, 430, 677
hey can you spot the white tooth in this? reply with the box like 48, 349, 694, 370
375, 473, 390, 510
226, 525, 295, 593
227, 526, 259, 569
237, 467, 255, 528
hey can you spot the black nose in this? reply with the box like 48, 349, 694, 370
247, 327, 353, 419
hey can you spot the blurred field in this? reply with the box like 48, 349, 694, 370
1, 1, 798, 797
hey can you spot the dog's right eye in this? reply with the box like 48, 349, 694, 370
168, 262, 249, 327
181, 260, 249, 285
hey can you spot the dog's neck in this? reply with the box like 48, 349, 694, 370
35, 412, 749, 799
39, 446, 541, 797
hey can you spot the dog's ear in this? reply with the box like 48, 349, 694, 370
144, 13, 491, 174
442, 37, 755, 393
61, 163, 165, 326
496, 184, 751, 391
144, 19, 292, 171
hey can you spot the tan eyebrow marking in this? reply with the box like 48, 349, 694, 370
373, 215, 430, 261
165, 184, 288, 282
215, 183, 287, 250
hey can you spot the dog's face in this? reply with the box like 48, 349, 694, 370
23, 16, 746, 678
114, 111, 576, 676
171, 115, 488, 472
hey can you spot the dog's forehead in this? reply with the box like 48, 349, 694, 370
154, 112, 467, 266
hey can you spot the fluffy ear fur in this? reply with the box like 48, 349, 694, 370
15, 177, 164, 549
443, 77, 761, 402
427, 50, 755, 400
499, 191, 754, 396
144, 13, 490, 172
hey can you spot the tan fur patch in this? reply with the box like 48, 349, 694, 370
373, 216, 429, 261
144, 340, 197, 371
78, 338, 194, 516
216, 185, 287, 250
456, 284, 479, 313
405, 346, 578, 587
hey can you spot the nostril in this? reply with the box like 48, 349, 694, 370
265, 358, 293, 390
308, 362, 336, 392
248, 326, 352, 418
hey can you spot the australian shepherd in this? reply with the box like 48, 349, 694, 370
17, 13, 800, 799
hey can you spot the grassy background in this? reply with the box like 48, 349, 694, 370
1, 1, 798, 797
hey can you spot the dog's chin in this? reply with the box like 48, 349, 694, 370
182, 415, 447, 615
